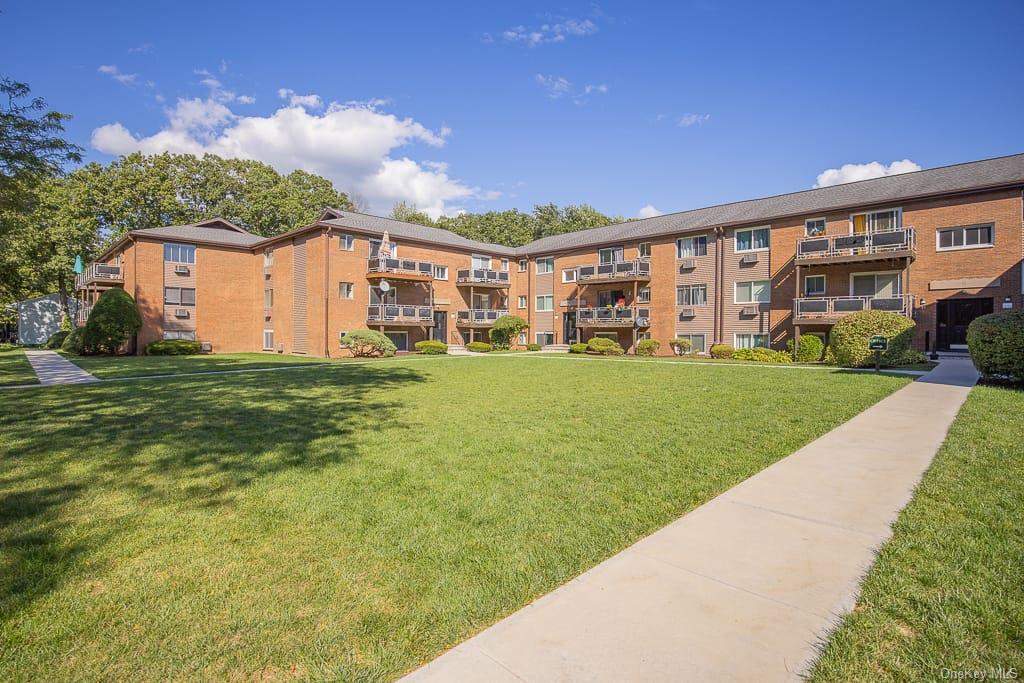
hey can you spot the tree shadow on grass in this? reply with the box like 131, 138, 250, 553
0, 363, 427, 620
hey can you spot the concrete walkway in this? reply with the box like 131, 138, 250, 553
403, 358, 979, 682
23, 350, 99, 385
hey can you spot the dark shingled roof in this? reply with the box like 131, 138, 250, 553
319, 210, 517, 256
133, 218, 263, 247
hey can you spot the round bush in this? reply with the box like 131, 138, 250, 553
525, 343, 542, 351
45, 330, 69, 349
586, 337, 624, 356
786, 334, 824, 362
145, 340, 201, 356
733, 347, 792, 364
82, 288, 142, 355
466, 341, 492, 353
669, 338, 692, 355
636, 339, 661, 356
340, 329, 397, 357
569, 342, 589, 354
61, 327, 86, 355
488, 315, 529, 350
414, 340, 448, 355
967, 310, 1024, 381
829, 310, 915, 368
709, 344, 734, 359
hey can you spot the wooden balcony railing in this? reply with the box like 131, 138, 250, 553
793, 294, 913, 321
796, 228, 916, 263
577, 306, 651, 327
366, 304, 434, 324
577, 259, 651, 283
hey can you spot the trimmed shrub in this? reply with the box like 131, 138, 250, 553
709, 344, 734, 359
669, 337, 693, 355
569, 342, 589, 354
830, 310, 915, 368
340, 329, 397, 357
466, 341, 492, 353
636, 339, 661, 356
61, 327, 86, 355
414, 340, 448, 355
82, 288, 142, 355
967, 310, 1024, 381
526, 343, 542, 351
786, 334, 824, 362
45, 331, 70, 349
488, 314, 529, 350
145, 340, 201, 355
733, 347, 793, 363
586, 337, 625, 356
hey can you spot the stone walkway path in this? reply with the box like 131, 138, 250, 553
23, 350, 99, 385
403, 357, 980, 682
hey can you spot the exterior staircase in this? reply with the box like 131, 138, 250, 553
541, 344, 570, 353
447, 344, 472, 355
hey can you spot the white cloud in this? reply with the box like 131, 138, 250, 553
637, 204, 662, 219
236, 95, 256, 105
678, 113, 711, 127
814, 159, 922, 188
535, 75, 608, 104
128, 43, 153, 54
277, 88, 322, 109
584, 84, 608, 95
499, 18, 598, 46
98, 64, 138, 85
91, 96, 489, 219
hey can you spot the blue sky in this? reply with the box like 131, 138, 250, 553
3, 1, 1023, 219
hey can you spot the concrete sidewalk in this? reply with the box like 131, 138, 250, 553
24, 350, 99, 385
403, 358, 979, 682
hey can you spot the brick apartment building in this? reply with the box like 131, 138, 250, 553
75, 153, 1024, 356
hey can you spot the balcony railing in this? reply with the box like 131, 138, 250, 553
794, 294, 913, 321
456, 309, 509, 326
577, 306, 651, 327
577, 259, 651, 283
456, 269, 510, 287
366, 257, 435, 278
75, 304, 92, 325
74, 262, 123, 290
366, 304, 434, 324
796, 228, 916, 262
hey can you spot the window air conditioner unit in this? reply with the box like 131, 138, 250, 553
741, 305, 760, 316
740, 253, 759, 265
678, 258, 696, 270
199, 342, 212, 353
678, 308, 696, 319
174, 265, 190, 275
174, 308, 190, 318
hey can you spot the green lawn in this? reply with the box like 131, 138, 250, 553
0, 358, 909, 681
810, 384, 1024, 682
64, 351, 334, 379
0, 349, 38, 387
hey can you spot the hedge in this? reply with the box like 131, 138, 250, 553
466, 341, 492, 353
829, 310, 915, 368
636, 339, 661, 356
967, 310, 1024, 381
669, 338, 693, 355
786, 334, 824, 362
733, 347, 792, 364
587, 337, 624, 356
569, 342, 589, 354
144, 340, 202, 355
82, 289, 142, 354
61, 327, 86, 355
414, 340, 448, 355
709, 344, 734, 359
340, 330, 397, 357
44, 331, 69, 349
488, 315, 529, 349
525, 343, 542, 351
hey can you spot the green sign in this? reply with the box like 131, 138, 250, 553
869, 335, 888, 351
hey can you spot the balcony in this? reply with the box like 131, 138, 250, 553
366, 304, 435, 325
366, 257, 435, 281
577, 259, 651, 283
75, 304, 92, 325
456, 268, 510, 288
793, 295, 913, 324
456, 309, 509, 327
74, 262, 123, 290
577, 307, 651, 327
796, 228, 916, 265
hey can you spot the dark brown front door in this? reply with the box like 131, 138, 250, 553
936, 298, 993, 349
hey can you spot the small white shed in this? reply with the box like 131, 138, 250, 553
16, 294, 77, 346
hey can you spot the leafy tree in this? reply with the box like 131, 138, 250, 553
391, 201, 435, 227
82, 288, 142, 354
488, 314, 529, 349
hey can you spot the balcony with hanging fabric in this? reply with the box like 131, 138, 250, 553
577, 307, 651, 327
366, 257, 435, 281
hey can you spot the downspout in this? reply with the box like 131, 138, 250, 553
323, 227, 331, 358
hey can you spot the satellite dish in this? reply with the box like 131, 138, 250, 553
378, 280, 391, 292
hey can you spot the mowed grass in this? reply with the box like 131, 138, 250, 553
0, 350, 38, 387
0, 358, 909, 681
65, 351, 333, 379
810, 384, 1024, 682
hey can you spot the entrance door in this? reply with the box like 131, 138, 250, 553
563, 311, 577, 343
433, 311, 447, 343
384, 331, 408, 352
937, 298, 993, 350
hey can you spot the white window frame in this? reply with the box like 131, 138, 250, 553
599, 246, 624, 264
433, 265, 448, 280
164, 287, 196, 306
935, 223, 994, 252
472, 254, 492, 270
163, 330, 196, 341
339, 234, 354, 251
804, 274, 826, 296
369, 238, 397, 258
638, 242, 652, 259
536, 332, 555, 346
264, 289, 273, 308
676, 284, 708, 306
849, 208, 902, 234
734, 226, 770, 253
734, 333, 770, 349
804, 218, 826, 237
535, 257, 554, 274
517, 295, 527, 309
637, 286, 651, 304
849, 271, 902, 297
734, 280, 771, 304
535, 295, 554, 312
163, 243, 196, 264
676, 235, 708, 258
500, 258, 509, 272
562, 268, 578, 283
674, 333, 707, 353
262, 329, 274, 350
518, 258, 528, 272
263, 249, 273, 266
339, 282, 354, 299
